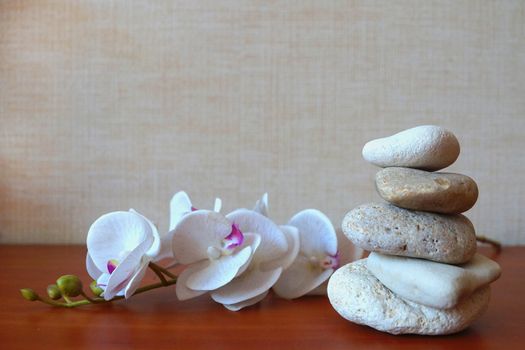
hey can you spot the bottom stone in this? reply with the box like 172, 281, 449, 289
327, 259, 490, 335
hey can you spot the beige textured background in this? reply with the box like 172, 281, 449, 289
1, 1, 524, 245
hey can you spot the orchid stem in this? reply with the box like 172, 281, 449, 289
80, 291, 105, 304
151, 263, 177, 279
32, 279, 178, 308
23, 264, 178, 308
148, 263, 169, 285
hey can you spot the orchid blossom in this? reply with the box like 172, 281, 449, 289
86, 209, 161, 300
171, 210, 261, 300
24, 191, 340, 309
210, 208, 298, 310
208, 193, 300, 308
273, 209, 338, 299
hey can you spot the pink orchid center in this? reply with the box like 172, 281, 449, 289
221, 223, 244, 253
320, 252, 340, 270
206, 223, 245, 260
107, 259, 119, 274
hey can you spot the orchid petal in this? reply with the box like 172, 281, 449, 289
97, 273, 124, 297
214, 198, 222, 213
211, 267, 282, 305
307, 281, 328, 295
86, 253, 102, 280
288, 209, 337, 256
169, 191, 193, 231
87, 211, 154, 273
129, 209, 161, 259
223, 223, 244, 250
223, 291, 269, 311
175, 260, 210, 301
260, 225, 300, 271
154, 232, 176, 262
253, 193, 269, 217
107, 259, 118, 274
336, 228, 364, 265
172, 211, 232, 264
124, 259, 149, 299
235, 233, 261, 277
272, 256, 333, 299
103, 238, 152, 300
96, 273, 110, 288
226, 209, 287, 263
186, 245, 253, 291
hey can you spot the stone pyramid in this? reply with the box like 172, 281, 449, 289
328, 125, 501, 335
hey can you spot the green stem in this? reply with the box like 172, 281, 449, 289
129, 278, 177, 296
80, 290, 105, 304
27, 263, 178, 308
148, 263, 169, 285
150, 262, 177, 279
36, 278, 178, 308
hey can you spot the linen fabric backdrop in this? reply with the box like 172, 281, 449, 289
1, 1, 524, 246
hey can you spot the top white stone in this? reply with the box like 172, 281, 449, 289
362, 125, 460, 171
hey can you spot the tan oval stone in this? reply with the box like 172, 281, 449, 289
375, 167, 478, 214
342, 203, 476, 264
327, 260, 491, 335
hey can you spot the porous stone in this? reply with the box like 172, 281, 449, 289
342, 203, 476, 264
362, 125, 460, 171
375, 167, 478, 214
367, 253, 501, 309
327, 260, 491, 335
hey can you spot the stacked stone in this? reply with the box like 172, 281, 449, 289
328, 125, 501, 335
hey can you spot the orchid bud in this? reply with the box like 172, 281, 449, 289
20, 288, 38, 301
89, 280, 104, 297
56, 275, 83, 297
46, 284, 61, 300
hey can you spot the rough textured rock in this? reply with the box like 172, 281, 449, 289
362, 125, 460, 171
327, 260, 491, 335
342, 203, 476, 264
367, 253, 501, 309
375, 167, 478, 214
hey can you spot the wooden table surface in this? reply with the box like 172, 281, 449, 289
0, 245, 523, 350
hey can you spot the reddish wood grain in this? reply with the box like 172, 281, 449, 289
0, 245, 522, 350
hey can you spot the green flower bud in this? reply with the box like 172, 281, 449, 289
46, 284, 61, 300
20, 288, 39, 301
56, 275, 83, 297
89, 280, 104, 297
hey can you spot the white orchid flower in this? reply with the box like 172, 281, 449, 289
210, 208, 296, 310
221, 223, 300, 309
172, 210, 261, 301
273, 209, 338, 299
211, 193, 299, 310
86, 209, 161, 300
